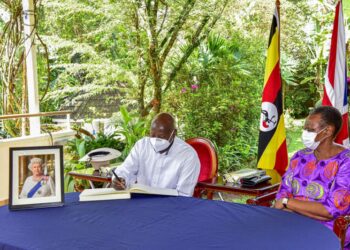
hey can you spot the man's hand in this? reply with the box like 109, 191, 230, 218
111, 177, 126, 190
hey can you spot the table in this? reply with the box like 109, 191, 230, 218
195, 178, 280, 201
196, 179, 280, 196
69, 170, 279, 197
0, 193, 340, 250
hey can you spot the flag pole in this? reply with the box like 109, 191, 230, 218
276, 0, 280, 40
276, 0, 284, 112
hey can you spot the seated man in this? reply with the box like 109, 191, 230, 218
275, 106, 350, 248
112, 113, 200, 196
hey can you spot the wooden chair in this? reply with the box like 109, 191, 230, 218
333, 215, 350, 249
247, 191, 350, 249
186, 137, 218, 199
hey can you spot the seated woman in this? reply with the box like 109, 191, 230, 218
275, 106, 350, 248
20, 157, 55, 198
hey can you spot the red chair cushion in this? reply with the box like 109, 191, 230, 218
186, 138, 217, 182
195, 143, 212, 181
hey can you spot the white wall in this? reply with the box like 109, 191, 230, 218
0, 130, 75, 203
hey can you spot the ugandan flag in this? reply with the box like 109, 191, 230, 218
257, 6, 288, 178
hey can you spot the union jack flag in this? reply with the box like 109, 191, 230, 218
322, 0, 349, 147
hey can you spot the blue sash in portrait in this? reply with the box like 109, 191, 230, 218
27, 181, 42, 198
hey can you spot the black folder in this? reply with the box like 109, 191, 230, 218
240, 174, 271, 187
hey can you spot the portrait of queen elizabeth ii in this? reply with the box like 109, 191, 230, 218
9, 146, 63, 210
19, 157, 55, 199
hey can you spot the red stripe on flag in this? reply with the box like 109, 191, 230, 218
335, 113, 349, 144
274, 140, 288, 176
321, 85, 332, 106
262, 63, 281, 103
327, 2, 340, 88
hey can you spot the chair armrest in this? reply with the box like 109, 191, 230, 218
246, 191, 278, 207
198, 177, 217, 184
333, 215, 350, 249
193, 177, 217, 198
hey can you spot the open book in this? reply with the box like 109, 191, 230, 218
79, 184, 178, 202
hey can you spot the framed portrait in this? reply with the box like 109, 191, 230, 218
9, 146, 64, 210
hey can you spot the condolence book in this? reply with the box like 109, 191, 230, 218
79, 184, 178, 202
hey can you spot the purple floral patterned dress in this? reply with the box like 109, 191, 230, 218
276, 148, 350, 248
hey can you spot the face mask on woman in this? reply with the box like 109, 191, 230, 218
150, 130, 175, 153
301, 127, 327, 150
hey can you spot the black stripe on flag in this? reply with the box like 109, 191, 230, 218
257, 88, 283, 160
268, 15, 278, 47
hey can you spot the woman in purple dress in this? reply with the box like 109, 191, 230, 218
275, 106, 350, 248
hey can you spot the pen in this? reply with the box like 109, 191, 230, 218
111, 170, 126, 189
111, 170, 122, 182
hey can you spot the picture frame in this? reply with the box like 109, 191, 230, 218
9, 146, 64, 210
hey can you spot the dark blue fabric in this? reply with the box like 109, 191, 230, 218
0, 193, 340, 250
27, 181, 42, 198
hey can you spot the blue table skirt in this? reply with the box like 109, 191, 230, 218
0, 193, 340, 250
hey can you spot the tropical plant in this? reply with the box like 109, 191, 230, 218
164, 33, 263, 172
64, 129, 125, 192
112, 106, 148, 159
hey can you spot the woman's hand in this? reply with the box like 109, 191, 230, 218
274, 199, 284, 209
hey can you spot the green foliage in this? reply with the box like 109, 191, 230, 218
218, 140, 258, 174
0, 129, 11, 139
63, 161, 86, 193
64, 132, 125, 192
282, 0, 337, 118
286, 122, 304, 157
37, 0, 131, 115
66, 132, 125, 162
112, 106, 149, 159
165, 33, 263, 172
285, 84, 318, 118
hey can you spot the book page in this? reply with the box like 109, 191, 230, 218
79, 188, 131, 202
129, 184, 178, 196
80, 188, 129, 197
79, 192, 131, 202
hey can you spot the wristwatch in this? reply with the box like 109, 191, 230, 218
282, 198, 289, 208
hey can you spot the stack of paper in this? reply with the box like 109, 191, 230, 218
223, 169, 266, 184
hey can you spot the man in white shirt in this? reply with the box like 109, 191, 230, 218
112, 113, 200, 196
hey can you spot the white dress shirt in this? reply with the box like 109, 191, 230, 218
115, 136, 200, 196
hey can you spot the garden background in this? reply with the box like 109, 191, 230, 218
0, 0, 350, 192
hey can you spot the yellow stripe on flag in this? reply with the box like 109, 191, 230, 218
265, 169, 282, 185
263, 30, 279, 87
257, 114, 287, 170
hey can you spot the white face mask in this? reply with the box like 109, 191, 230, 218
301, 127, 326, 150
150, 130, 175, 153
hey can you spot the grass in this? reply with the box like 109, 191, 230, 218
286, 119, 304, 158
212, 192, 254, 204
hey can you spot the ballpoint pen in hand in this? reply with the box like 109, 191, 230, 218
111, 170, 125, 189
111, 170, 121, 181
